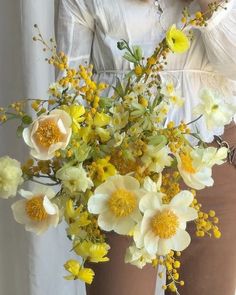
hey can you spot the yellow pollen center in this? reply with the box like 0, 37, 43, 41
108, 189, 137, 218
151, 209, 179, 239
180, 153, 196, 174
25, 195, 48, 222
34, 119, 64, 148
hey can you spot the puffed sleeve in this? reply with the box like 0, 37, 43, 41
198, 0, 236, 80
56, 0, 95, 69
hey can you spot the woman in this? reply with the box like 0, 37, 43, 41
56, 0, 236, 294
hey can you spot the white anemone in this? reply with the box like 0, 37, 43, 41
23, 109, 72, 160
11, 185, 59, 235
88, 175, 143, 235
136, 190, 197, 256
177, 146, 228, 190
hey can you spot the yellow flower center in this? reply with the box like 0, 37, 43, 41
166, 83, 174, 94
180, 153, 196, 174
151, 209, 179, 239
25, 195, 48, 222
34, 119, 64, 148
108, 189, 137, 218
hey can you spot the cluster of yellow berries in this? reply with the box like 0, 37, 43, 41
49, 51, 68, 72
0, 101, 26, 123
160, 121, 190, 154
0, 107, 7, 123
191, 195, 221, 239
85, 215, 106, 243
161, 172, 181, 204
153, 251, 184, 293
21, 158, 61, 178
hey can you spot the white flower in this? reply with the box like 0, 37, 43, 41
125, 244, 155, 269
0, 156, 23, 199
177, 146, 227, 190
114, 132, 126, 147
141, 145, 172, 173
23, 109, 72, 160
110, 105, 129, 130
143, 175, 162, 193
194, 89, 236, 130
136, 191, 197, 256
88, 175, 143, 235
56, 164, 93, 193
11, 185, 59, 235
48, 82, 65, 97
161, 80, 184, 107
133, 82, 147, 95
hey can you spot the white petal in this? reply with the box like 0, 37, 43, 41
19, 189, 34, 199
157, 239, 172, 256
130, 209, 142, 223
139, 193, 161, 213
140, 210, 156, 234
22, 126, 34, 148
43, 196, 57, 215
170, 190, 194, 207
113, 217, 135, 235
97, 212, 117, 232
120, 175, 140, 191
169, 229, 191, 252
87, 194, 109, 214
11, 200, 31, 224
95, 181, 116, 195
175, 207, 198, 222
144, 230, 159, 255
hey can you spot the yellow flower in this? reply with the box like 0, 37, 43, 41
74, 240, 110, 263
93, 112, 111, 127
62, 105, 85, 133
95, 157, 117, 182
64, 260, 95, 284
95, 127, 111, 143
166, 25, 190, 54
78, 126, 94, 143
65, 200, 91, 235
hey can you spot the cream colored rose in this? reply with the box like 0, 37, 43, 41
23, 109, 72, 160
0, 156, 23, 199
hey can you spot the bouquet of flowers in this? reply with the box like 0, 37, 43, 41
0, 1, 233, 293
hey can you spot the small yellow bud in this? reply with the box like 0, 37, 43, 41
134, 65, 143, 76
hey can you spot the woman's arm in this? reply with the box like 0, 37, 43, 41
197, 0, 236, 80
56, 0, 94, 69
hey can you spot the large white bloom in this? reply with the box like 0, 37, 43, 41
23, 109, 72, 160
194, 89, 236, 130
177, 146, 228, 190
136, 191, 197, 256
0, 156, 23, 199
11, 185, 59, 235
141, 145, 172, 173
56, 164, 93, 193
88, 175, 143, 235
125, 244, 155, 269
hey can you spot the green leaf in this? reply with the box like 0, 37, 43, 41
123, 52, 138, 63
22, 115, 33, 125
16, 125, 24, 137
148, 135, 168, 151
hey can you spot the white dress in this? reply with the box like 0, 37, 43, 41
57, 0, 236, 142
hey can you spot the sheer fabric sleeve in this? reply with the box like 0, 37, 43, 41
56, 0, 95, 69
198, 0, 236, 80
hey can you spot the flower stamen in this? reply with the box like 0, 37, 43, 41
108, 189, 137, 217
